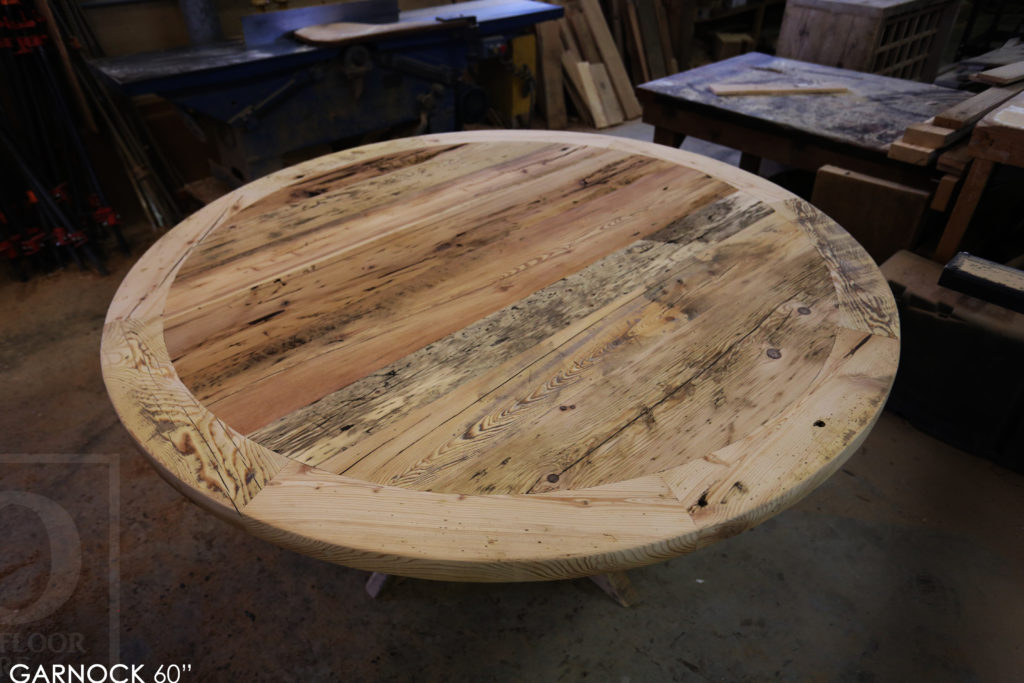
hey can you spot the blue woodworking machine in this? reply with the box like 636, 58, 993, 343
92, 0, 562, 182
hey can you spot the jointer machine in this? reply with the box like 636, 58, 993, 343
91, 0, 562, 183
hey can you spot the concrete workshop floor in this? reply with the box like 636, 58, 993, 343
2, 125, 1023, 683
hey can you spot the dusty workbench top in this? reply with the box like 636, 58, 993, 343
637, 52, 969, 153
101, 131, 899, 582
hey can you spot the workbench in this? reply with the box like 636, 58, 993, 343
91, 0, 561, 182
637, 52, 969, 184
101, 131, 899, 595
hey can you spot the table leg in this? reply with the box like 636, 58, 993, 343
934, 158, 995, 263
365, 571, 392, 598
366, 570, 639, 605
653, 126, 685, 148
589, 571, 640, 607
739, 151, 762, 175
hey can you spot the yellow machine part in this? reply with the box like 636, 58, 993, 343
478, 34, 536, 126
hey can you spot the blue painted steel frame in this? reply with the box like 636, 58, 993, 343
90, 0, 563, 180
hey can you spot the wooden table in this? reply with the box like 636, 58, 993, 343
637, 52, 969, 184
102, 131, 900, 589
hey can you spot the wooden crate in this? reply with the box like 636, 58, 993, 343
777, 0, 959, 82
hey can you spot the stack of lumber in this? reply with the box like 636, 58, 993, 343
535, 0, 641, 129
888, 67, 1024, 176
613, 0, 680, 84
936, 38, 1024, 89
969, 60, 1024, 87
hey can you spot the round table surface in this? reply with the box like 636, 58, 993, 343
102, 131, 900, 582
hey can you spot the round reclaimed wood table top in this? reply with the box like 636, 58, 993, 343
102, 131, 900, 582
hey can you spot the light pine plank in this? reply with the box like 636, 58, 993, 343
887, 139, 938, 165
102, 318, 287, 516
294, 20, 451, 45
933, 82, 1024, 129
710, 83, 849, 96
902, 121, 965, 149
589, 62, 625, 125
241, 459, 701, 582
660, 327, 899, 546
578, 0, 642, 118
568, 58, 610, 128
971, 60, 1024, 86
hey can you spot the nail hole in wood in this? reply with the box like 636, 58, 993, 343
814, 420, 826, 428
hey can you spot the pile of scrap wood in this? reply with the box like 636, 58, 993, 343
936, 38, 1024, 89
535, 0, 641, 129
888, 61, 1024, 210
609, 0, 680, 84
535, 0, 682, 129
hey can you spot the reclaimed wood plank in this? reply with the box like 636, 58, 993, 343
971, 60, 1024, 86
968, 91, 1024, 165
934, 158, 995, 263
633, 0, 666, 80
937, 140, 971, 174
168, 144, 725, 433
535, 21, 568, 129
579, 0, 642, 118
711, 83, 849, 96
775, 198, 899, 337
930, 173, 960, 211
902, 120, 965, 149
653, 0, 678, 74
334, 211, 828, 493
625, 0, 649, 83
293, 19, 453, 45
566, 1, 603, 64
887, 139, 938, 165
933, 82, 1024, 130
252, 191, 764, 468
563, 56, 609, 127
557, 16, 583, 61
589, 62, 625, 125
